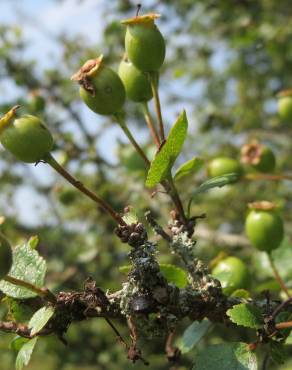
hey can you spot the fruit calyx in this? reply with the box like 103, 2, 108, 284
241, 140, 264, 165
248, 201, 277, 211
121, 13, 161, 27
71, 55, 104, 96
0, 105, 20, 133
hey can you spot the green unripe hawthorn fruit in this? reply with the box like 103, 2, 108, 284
208, 157, 242, 178
277, 90, 292, 122
118, 58, 153, 102
0, 106, 54, 163
245, 202, 284, 252
241, 141, 276, 173
212, 256, 250, 295
71, 55, 125, 116
0, 233, 13, 280
121, 13, 165, 72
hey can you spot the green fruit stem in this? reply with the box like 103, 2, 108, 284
164, 175, 187, 223
141, 102, 160, 147
267, 253, 290, 298
4, 275, 56, 303
45, 153, 126, 226
149, 71, 165, 142
114, 114, 186, 224
114, 112, 150, 166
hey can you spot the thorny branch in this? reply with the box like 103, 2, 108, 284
1, 214, 291, 366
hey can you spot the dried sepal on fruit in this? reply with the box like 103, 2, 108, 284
71, 55, 125, 116
121, 13, 165, 72
241, 141, 276, 173
0, 106, 54, 163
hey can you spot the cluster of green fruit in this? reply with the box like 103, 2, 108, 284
0, 13, 165, 164
212, 201, 284, 295
0, 11, 288, 299
71, 13, 165, 114
207, 94, 289, 294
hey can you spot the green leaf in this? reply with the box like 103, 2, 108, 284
159, 263, 188, 288
10, 336, 29, 352
270, 341, 287, 365
193, 342, 258, 370
0, 239, 46, 299
15, 337, 38, 370
146, 110, 188, 187
28, 306, 54, 336
119, 265, 131, 274
227, 303, 263, 329
119, 263, 188, 288
231, 289, 250, 299
179, 320, 211, 354
8, 299, 33, 322
193, 173, 239, 196
122, 206, 138, 225
174, 157, 204, 182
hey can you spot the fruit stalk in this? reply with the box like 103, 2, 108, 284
149, 71, 165, 141
165, 175, 187, 223
4, 275, 56, 303
45, 153, 126, 226
114, 112, 150, 166
267, 253, 290, 298
141, 102, 160, 147
245, 173, 292, 181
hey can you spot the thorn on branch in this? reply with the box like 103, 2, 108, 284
145, 210, 172, 242
127, 315, 149, 365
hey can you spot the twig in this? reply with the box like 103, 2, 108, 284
44, 153, 126, 226
267, 253, 290, 298
114, 112, 150, 166
245, 173, 292, 181
165, 331, 181, 363
165, 176, 187, 223
4, 275, 56, 304
141, 102, 160, 147
145, 211, 172, 242
0, 321, 32, 338
270, 297, 292, 322
275, 321, 292, 330
104, 317, 128, 348
149, 72, 165, 141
